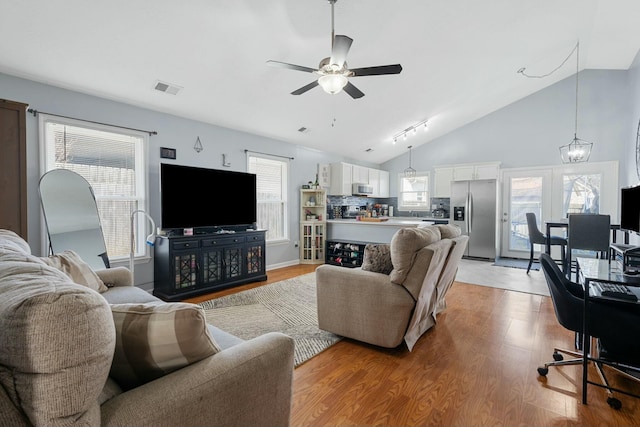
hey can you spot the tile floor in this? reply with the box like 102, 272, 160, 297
456, 257, 550, 296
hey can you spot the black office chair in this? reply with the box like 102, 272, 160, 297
526, 212, 566, 274
537, 253, 640, 409
566, 214, 611, 279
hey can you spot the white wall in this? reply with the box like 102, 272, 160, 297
2, 57, 639, 283
0, 72, 370, 286
382, 69, 631, 194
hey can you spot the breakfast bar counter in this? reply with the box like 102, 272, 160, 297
326, 217, 449, 243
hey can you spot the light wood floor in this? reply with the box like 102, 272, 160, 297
185, 264, 640, 426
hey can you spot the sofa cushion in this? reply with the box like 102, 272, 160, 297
0, 250, 115, 427
361, 243, 394, 275
390, 226, 441, 284
109, 302, 221, 390
435, 224, 462, 239
40, 250, 108, 293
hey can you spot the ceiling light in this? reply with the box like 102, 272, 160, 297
404, 145, 416, 183
392, 119, 428, 143
318, 74, 348, 94
559, 41, 592, 163
518, 42, 592, 163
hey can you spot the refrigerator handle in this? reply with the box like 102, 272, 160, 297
468, 191, 473, 233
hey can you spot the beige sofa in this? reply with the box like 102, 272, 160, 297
0, 229, 295, 427
316, 224, 468, 350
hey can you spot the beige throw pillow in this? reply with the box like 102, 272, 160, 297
435, 224, 462, 239
109, 302, 221, 390
361, 244, 394, 275
41, 250, 108, 293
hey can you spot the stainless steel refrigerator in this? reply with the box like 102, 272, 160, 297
450, 179, 497, 260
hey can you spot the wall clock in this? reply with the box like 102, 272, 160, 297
637, 119, 640, 180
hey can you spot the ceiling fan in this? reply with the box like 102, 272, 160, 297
266, 0, 402, 99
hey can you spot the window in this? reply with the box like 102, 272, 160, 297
563, 173, 602, 215
247, 153, 289, 242
398, 172, 430, 211
39, 115, 148, 262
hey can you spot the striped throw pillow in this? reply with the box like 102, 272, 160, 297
109, 302, 221, 390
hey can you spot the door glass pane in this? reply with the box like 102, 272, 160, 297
510, 177, 543, 252
563, 174, 602, 216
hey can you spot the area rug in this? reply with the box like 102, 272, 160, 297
198, 272, 341, 367
493, 257, 539, 271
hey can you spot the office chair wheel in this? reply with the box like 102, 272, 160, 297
553, 351, 563, 361
537, 366, 549, 376
607, 397, 622, 410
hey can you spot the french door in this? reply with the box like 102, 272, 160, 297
500, 169, 553, 259
499, 161, 619, 260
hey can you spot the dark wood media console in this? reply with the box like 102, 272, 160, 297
153, 229, 267, 301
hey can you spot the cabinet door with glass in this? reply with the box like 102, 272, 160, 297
300, 222, 325, 264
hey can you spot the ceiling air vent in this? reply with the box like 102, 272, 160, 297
154, 80, 182, 95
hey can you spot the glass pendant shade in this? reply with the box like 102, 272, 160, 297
559, 135, 593, 163
404, 166, 416, 182
404, 145, 416, 183
318, 74, 348, 94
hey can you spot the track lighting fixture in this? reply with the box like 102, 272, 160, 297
392, 119, 428, 144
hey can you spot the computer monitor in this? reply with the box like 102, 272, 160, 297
620, 184, 640, 234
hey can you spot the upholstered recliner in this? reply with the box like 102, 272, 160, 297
0, 229, 295, 427
316, 224, 468, 350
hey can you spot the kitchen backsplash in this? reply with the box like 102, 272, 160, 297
326, 195, 450, 219
327, 195, 398, 219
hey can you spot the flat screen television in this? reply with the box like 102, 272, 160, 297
160, 163, 257, 230
620, 184, 640, 234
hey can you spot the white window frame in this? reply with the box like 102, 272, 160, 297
397, 172, 430, 211
38, 114, 149, 264
247, 152, 289, 244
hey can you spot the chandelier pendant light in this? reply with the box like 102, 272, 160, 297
404, 145, 416, 183
559, 41, 593, 163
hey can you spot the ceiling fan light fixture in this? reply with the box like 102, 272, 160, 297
318, 74, 348, 94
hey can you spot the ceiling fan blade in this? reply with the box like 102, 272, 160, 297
291, 80, 319, 95
350, 64, 403, 77
330, 35, 353, 68
343, 81, 364, 99
266, 60, 317, 73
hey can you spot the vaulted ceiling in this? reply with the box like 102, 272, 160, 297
1, 0, 639, 163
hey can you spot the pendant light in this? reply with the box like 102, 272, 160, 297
404, 145, 416, 183
559, 41, 593, 163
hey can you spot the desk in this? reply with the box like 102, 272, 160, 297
577, 257, 640, 404
544, 219, 625, 255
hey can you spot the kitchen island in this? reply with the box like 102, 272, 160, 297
327, 217, 449, 243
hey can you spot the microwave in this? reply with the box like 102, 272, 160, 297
352, 183, 374, 195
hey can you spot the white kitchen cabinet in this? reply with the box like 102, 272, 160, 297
329, 162, 389, 197
434, 162, 500, 197
434, 167, 454, 197
352, 164, 369, 184
378, 170, 390, 197
329, 162, 353, 196
368, 168, 380, 197
473, 162, 501, 180
451, 162, 501, 181
452, 165, 475, 181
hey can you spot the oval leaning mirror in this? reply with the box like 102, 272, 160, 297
38, 169, 110, 270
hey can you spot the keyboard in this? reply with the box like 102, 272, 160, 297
591, 281, 638, 302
